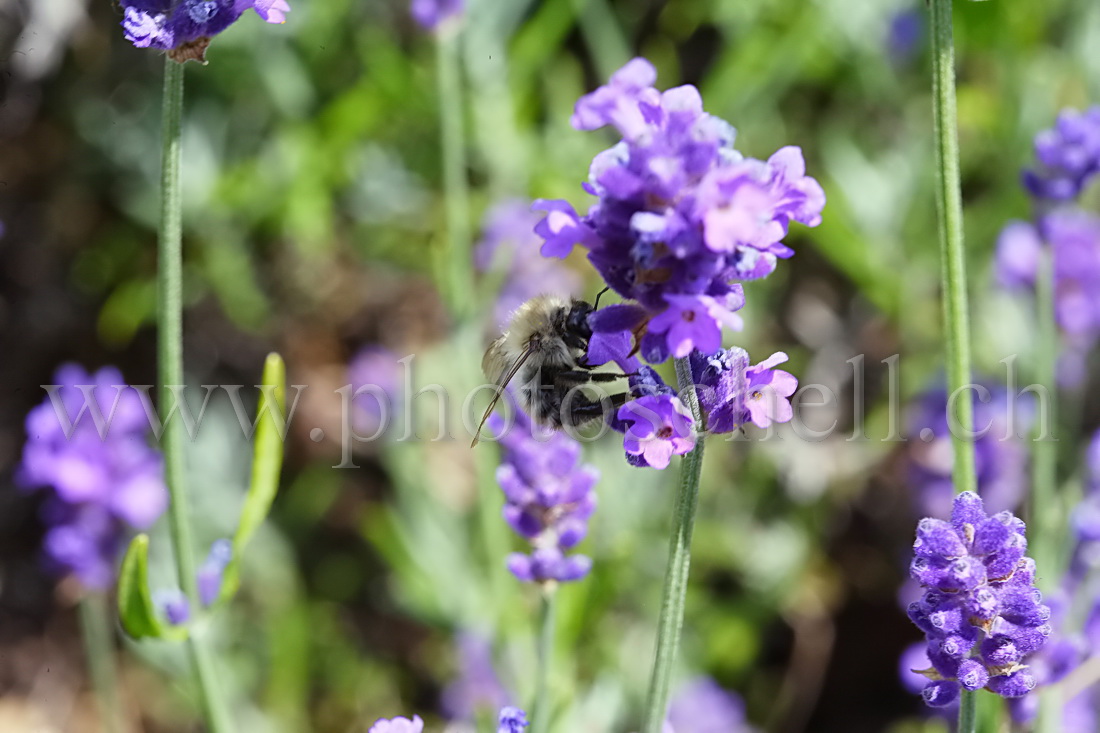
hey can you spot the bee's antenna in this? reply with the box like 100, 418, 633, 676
593, 286, 610, 310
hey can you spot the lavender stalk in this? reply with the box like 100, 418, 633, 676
640, 357, 706, 733
157, 57, 232, 733
928, 0, 979, 727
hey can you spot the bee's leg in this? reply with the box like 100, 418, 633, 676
553, 370, 627, 388
563, 392, 629, 427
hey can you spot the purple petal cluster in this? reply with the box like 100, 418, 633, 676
368, 715, 424, 733
1005, 429, 1100, 728
607, 365, 695, 469
1022, 107, 1100, 202
666, 677, 756, 733
533, 58, 824, 364
497, 706, 529, 733
996, 211, 1100, 343
197, 538, 233, 605
996, 108, 1100, 388
886, 9, 924, 66
442, 632, 511, 721
348, 346, 403, 438
475, 200, 582, 329
18, 364, 167, 589
120, 0, 289, 56
410, 0, 463, 31
907, 492, 1049, 706
905, 385, 1031, 520
688, 348, 798, 434
489, 410, 597, 584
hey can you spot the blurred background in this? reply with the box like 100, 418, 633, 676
1, 0, 1100, 731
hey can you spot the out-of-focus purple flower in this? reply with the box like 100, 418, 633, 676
996, 212, 1100, 344
899, 643, 935, 696
497, 706, 529, 733
156, 590, 192, 626
120, 0, 289, 58
196, 538, 233, 606
348, 346, 402, 438
18, 364, 167, 589
1022, 107, 1100, 202
368, 715, 424, 733
535, 58, 823, 363
886, 9, 924, 66
688, 348, 798, 434
491, 410, 597, 584
410, 0, 463, 31
905, 385, 1031, 520
906, 492, 1049, 705
666, 677, 755, 733
442, 632, 511, 721
476, 200, 582, 329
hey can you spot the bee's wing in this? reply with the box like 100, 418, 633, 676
471, 341, 534, 448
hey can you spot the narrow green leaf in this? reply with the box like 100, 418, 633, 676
219, 352, 287, 602
117, 534, 187, 641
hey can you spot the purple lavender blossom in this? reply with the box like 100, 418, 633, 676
442, 632, 511, 721
534, 58, 824, 363
497, 706, 529, 733
120, 0, 289, 58
666, 677, 755, 733
618, 394, 695, 470
410, 0, 463, 31
886, 9, 924, 66
18, 364, 167, 589
905, 385, 1031, 520
1022, 107, 1100, 202
368, 715, 424, 733
607, 365, 696, 469
1005, 432, 1100, 728
476, 200, 582, 329
687, 348, 798, 434
907, 492, 1049, 705
995, 211, 1100, 345
348, 346, 402, 438
156, 589, 192, 626
490, 410, 597, 584
196, 538, 233, 606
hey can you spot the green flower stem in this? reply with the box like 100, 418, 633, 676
929, 1, 979, 731
929, 0, 977, 497
80, 592, 123, 733
158, 57, 232, 733
958, 690, 978, 733
640, 357, 707, 733
532, 587, 557, 733
435, 29, 474, 322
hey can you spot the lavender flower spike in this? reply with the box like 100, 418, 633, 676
497, 706, 530, 733
18, 364, 167, 589
907, 492, 1049, 705
534, 57, 824, 364
410, 0, 463, 31
368, 715, 424, 733
490, 410, 597, 584
120, 0, 290, 61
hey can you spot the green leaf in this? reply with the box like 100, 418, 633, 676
117, 534, 187, 641
218, 352, 287, 602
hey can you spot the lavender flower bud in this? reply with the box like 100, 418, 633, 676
921, 680, 960, 708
